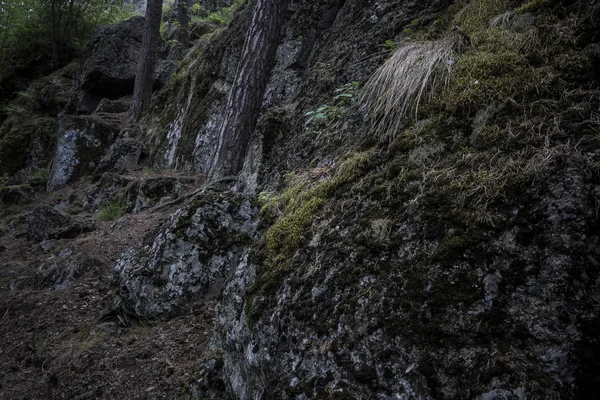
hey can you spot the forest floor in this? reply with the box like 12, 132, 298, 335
0, 172, 215, 400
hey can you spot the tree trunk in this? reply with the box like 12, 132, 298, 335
128, 0, 163, 122
173, 0, 190, 46
209, 0, 289, 179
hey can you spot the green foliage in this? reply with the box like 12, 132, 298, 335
257, 191, 279, 214
383, 39, 397, 52
192, 0, 244, 27
515, 0, 549, 14
247, 152, 371, 321
403, 18, 420, 34
453, 0, 520, 34
304, 82, 360, 132
0, 0, 137, 88
96, 198, 127, 221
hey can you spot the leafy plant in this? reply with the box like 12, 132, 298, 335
403, 18, 420, 34
305, 82, 360, 130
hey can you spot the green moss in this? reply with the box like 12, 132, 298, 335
454, 0, 522, 34
247, 152, 371, 322
443, 50, 531, 112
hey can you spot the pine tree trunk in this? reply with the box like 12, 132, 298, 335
173, 0, 190, 46
128, 0, 163, 122
209, 0, 289, 179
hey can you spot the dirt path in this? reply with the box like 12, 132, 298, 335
0, 174, 216, 399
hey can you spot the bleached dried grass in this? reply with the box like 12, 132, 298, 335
361, 35, 458, 141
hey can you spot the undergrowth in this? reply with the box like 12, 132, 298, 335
247, 0, 600, 323
96, 198, 126, 221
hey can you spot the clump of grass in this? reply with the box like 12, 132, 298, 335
97, 199, 126, 221
361, 35, 459, 141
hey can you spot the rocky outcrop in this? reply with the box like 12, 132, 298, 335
123, 175, 201, 213
96, 138, 142, 174
114, 191, 258, 318
26, 206, 71, 242
82, 173, 133, 211
74, 16, 176, 114
0, 63, 76, 182
47, 114, 122, 192
212, 167, 600, 399
26, 205, 95, 242
82, 171, 203, 212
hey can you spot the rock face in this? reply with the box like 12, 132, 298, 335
26, 205, 95, 242
26, 206, 71, 242
47, 114, 122, 192
96, 138, 142, 174
211, 168, 600, 399
75, 16, 175, 113
0, 63, 76, 182
136, 0, 598, 399
114, 192, 258, 318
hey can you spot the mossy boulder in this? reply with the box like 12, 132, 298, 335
0, 116, 57, 180
114, 191, 258, 318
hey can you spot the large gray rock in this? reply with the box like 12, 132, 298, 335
114, 192, 258, 318
26, 206, 71, 242
47, 113, 122, 192
79, 16, 146, 99
76, 16, 175, 113
96, 138, 142, 174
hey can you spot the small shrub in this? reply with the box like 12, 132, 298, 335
304, 81, 360, 133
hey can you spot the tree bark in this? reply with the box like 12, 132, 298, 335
209, 0, 289, 179
173, 0, 190, 46
128, 0, 163, 122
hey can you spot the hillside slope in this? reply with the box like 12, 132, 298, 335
1, 0, 599, 399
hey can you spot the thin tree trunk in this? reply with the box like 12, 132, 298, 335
174, 0, 190, 46
209, 0, 289, 179
51, 0, 61, 69
128, 0, 163, 122
0, 2, 14, 68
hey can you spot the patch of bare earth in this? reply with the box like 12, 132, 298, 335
0, 173, 215, 399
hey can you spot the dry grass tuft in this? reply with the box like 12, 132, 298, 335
361, 35, 459, 141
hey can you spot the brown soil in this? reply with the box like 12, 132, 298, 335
0, 172, 215, 399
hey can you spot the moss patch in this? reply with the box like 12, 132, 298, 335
247, 152, 371, 322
